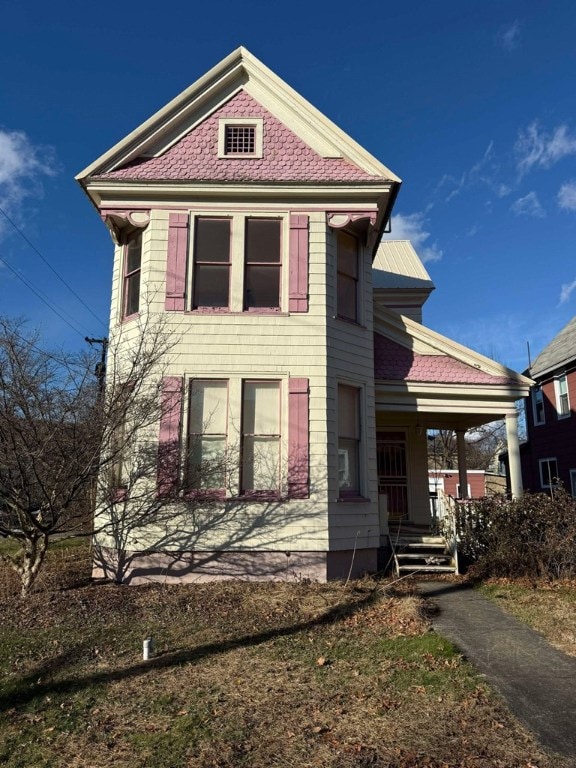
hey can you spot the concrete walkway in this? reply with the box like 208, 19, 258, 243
418, 581, 576, 761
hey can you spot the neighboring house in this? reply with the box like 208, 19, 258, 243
519, 316, 576, 495
429, 469, 507, 500
76, 48, 531, 584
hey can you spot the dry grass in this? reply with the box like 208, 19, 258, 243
0, 543, 572, 768
479, 579, 576, 657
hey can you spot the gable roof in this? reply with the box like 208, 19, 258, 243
530, 315, 576, 379
76, 47, 401, 185
95, 90, 386, 184
374, 305, 532, 390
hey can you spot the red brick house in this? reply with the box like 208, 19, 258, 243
520, 316, 576, 494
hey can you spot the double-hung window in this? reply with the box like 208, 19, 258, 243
532, 386, 545, 425
193, 219, 231, 309
338, 384, 361, 496
123, 233, 142, 317
555, 375, 570, 418
337, 230, 359, 321
187, 380, 228, 490
244, 219, 281, 309
539, 457, 559, 489
241, 381, 281, 493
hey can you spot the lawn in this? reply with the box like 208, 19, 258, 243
0, 543, 570, 768
479, 580, 576, 658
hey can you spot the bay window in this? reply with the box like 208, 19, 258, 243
338, 384, 361, 496
241, 381, 281, 493
123, 233, 142, 317
337, 230, 358, 321
187, 380, 228, 490
244, 219, 281, 309
193, 218, 231, 308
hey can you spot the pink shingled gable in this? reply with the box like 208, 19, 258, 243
374, 332, 514, 385
97, 91, 385, 184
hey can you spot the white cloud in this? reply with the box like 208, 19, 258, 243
383, 212, 443, 263
496, 20, 521, 51
558, 180, 576, 211
437, 142, 506, 202
515, 122, 576, 176
0, 129, 57, 236
559, 279, 576, 305
510, 191, 545, 218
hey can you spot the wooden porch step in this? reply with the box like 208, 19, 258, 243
397, 553, 450, 561
398, 564, 455, 573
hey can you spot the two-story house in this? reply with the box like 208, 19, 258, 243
77, 48, 531, 583
520, 316, 576, 494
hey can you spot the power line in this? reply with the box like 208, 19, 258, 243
0, 250, 88, 339
0, 204, 107, 330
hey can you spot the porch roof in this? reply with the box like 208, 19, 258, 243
374, 333, 515, 385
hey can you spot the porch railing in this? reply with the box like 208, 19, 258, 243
435, 489, 460, 575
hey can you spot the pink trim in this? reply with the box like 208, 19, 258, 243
289, 215, 309, 312
157, 377, 183, 496
165, 214, 189, 311
187, 310, 289, 317
288, 378, 309, 499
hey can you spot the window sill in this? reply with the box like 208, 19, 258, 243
334, 315, 366, 330
239, 491, 282, 502
186, 309, 289, 317
182, 489, 227, 501
337, 494, 370, 503
121, 311, 139, 324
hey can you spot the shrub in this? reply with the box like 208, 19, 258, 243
455, 488, 576, 580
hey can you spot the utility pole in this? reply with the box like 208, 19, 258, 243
85, 336, 108, 393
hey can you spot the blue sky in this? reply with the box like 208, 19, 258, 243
1, 0, 575, 370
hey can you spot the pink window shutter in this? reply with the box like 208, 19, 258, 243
288, 378, 310, 498
157, 376, 183, 496
165, 213, 189, 311
289, 214, 309, 312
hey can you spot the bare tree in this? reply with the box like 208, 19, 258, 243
428, 422, 506, 472
0, 314, 174, 595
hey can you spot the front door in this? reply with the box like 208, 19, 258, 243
377, 432, 408, 522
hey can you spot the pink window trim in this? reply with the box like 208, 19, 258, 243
186, 309, 290, 317
157, 376, 183, 496
289, 215, 309, 312
288, 378, 310, 499
165, 213, 189, 311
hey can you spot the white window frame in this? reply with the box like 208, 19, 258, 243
539, 457, 559, 489
554, 375, 570, 419
218, 118, 264, 158
456, 483, 472, 499
189, 212, 286, 313
570, 469, 576, 497
532, 386, 545, 426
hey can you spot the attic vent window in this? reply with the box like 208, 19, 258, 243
226, 125, 255, 154
218, 118, 263, 159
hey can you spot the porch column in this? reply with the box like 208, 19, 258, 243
506, 411, 523, 498
456, 430, 469, 498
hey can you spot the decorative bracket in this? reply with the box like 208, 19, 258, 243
326, 211, 378, 229
100, 209, 151, 245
